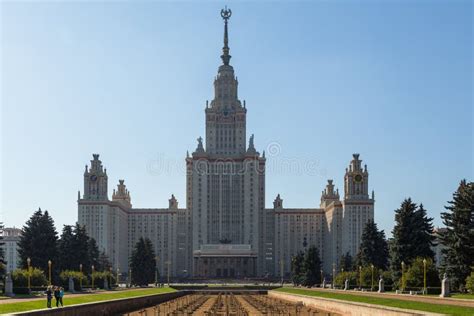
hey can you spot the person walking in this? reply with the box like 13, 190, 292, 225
45, 286, 52, 308
53, 286, 60, 308
59, 287, 64, 307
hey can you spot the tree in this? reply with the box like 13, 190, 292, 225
87, 238, 100, 275
12, 268, 47, 287
302, 246, 322, 287
291, 251, 304, 286
390, 199, 435, 285
17, 208, 58, 273
73, 223, 91, 273
405, 257, 440, 288
98, 251, 111, 272
129, 237, 156, 286
439, 180, 474, 290
356, 219, 389, 270
466, 270, 474, 293
339, 252, 353, 272
58, 225, 76, 272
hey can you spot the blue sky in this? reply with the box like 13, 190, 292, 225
1, 1, 472, 236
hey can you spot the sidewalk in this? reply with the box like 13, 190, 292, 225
302, 287, 474, 308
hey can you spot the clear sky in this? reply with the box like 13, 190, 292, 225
1, 1, 472, 237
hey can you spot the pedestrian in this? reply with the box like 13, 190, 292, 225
54, 286, 60, 307
45, 286, 52, 308
59, 287, 64, 307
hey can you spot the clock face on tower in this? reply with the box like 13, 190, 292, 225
90, 174, 98, 182
354, 173, 363, 183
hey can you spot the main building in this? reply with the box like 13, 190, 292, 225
78, 9, 375, 279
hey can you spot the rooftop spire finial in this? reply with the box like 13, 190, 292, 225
220, 7, 232, 65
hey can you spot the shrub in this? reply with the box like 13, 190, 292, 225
405, 257, 440, 288
466, 271, 474, 293
334, 271, 357, 287
11, 268, 47, 287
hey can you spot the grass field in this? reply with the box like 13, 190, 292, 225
275, 288, 474, 316
0, 287, 176, 314
451, 293, 474, 300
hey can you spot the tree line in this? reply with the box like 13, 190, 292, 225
291, 180, 474, 292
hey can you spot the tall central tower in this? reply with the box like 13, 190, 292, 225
187, 8, 266, 278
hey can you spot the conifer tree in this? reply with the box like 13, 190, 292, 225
18, 208, 58, 273
390, 199, 435, 284
129, 237, 156, 286
291, 251, 304, 285
58, 225, 76, 271
356, 219, 389, 270
339, 252, 353, 272
302, 246, 322, 287
439, 180, 474, 290
87, 238, 100, 274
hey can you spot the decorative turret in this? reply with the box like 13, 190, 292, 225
273, 194, 283, 209
169, 194, 178, 209
344, 153, 370, 200
112, 179, 131, 208
83, 154, 108, 201
320, 179, 340, 208
246, 134, 258, 156
192, 136, 207, 157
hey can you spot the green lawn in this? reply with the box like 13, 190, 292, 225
452, 293, 474, 300
0, 287, 176, 314
275, 288, 474, 316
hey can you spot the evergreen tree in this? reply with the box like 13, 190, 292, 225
439, 180, 474, 290
129, 237, 156, 286
390, 199, 435, 284
87, 238, 100, 275
291, 251, 304, 286
302, 246, 322, 287
73, 223, 91, 273
412, 204, 435, 259
18, 208, 58, 273
98, 251, 111, 272
339, 252, 353, 272
356, 219, 389, 270
58, 225, 76, 272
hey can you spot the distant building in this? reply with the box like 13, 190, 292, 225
2, 227, 21, 273
78, 9, 375, 278
432, 227, 447, 267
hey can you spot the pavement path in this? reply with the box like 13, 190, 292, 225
0, 288, 146, 305
297, 287, 474, 308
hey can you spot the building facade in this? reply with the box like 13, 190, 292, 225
78, 9, 375, 279
2, 227, 22, 273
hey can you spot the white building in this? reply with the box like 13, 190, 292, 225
2, 227, 22, 273
78, 9, 375, 278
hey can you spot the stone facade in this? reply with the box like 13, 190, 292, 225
77, 10, 375, 278
2, 227, 22, 272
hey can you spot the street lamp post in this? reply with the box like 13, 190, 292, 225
129, 268, 132, 287
109, 267, 113, 289
79, 264, 83, 289
332, 263, 336, 289
370, 264, 374, 291
166, 261, 171, 286
91, 265, 95, 290
320, 269, 323, 287
279, 259, 284, 285
27, 258, 31, 293
401, 261, 405, 292
359, 266, 362, 290
423, 258, 427, 295
48, 260, 52, 286
155, 256, 160, 286
116, 267, 120, 286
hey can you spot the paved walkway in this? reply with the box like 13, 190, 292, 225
0, 288, 142, 305
299, 287, 474, 308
